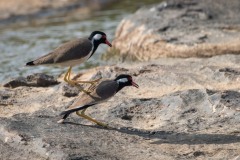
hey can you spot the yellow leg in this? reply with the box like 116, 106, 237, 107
63, 66, 89, 94
67, 66, 71, 81
63, 66, 102, 93
76, 109, 108, 128
73, 77, 102, 93
63, 66, 72, 83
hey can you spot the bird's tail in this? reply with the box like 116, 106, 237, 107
59, 104, 93, 116
26, 61, 35, 66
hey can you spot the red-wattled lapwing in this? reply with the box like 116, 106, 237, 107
57, 74, 139, 127
26, 31, 112, 93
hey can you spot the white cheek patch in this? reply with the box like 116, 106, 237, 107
117, 78, 128, 84
93, 34, 102, 40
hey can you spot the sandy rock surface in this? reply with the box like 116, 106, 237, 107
112, 0, 240, 60
0, 54, 240, 159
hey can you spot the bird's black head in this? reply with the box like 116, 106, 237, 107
88, 31, 112, 47
114, 74, 139, 92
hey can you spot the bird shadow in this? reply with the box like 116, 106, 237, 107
63, 121, 102, 128
113, 127, 240, 145
64, 121, 240, 145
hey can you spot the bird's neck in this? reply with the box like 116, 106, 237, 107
116, 83, 126, 92
88, 40, 99, 59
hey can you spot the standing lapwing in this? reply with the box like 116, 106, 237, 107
26, 31, 112, 93
57, 74, 139, 127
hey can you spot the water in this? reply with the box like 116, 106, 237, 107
0, 0, 160, 83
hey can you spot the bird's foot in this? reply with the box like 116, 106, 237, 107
67, 77, 102, 94
96, 121, 111, 128
87, 77, 102, 92
66, 80, 91, 94
87, 83, 97, 93
90, 77, 102, 84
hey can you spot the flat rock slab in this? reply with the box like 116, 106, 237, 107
112, 0, 240, 60
0, 110, 160, 160
0, 89, 240, 159
0, 54, 240, 159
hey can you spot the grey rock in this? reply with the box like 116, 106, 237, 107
1, 54, 240, 159
0, 89, 15, 105
4, 73, 59, 88
0, 109, 161, 159
112, 0, 240, 60
62, 84, 81, 97
3, 77, 27, 88
0, 88, 240, 159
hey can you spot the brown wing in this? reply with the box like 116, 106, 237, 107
69, 80, 119, 109
54, 38, 92, 63
32, 38, 92, 65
